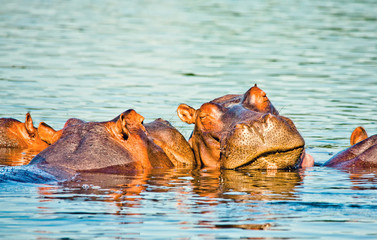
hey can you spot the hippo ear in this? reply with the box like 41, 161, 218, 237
115, 113, 131, 140
242, 85, 267, 107
350, 126, 368, 145
38, 122, 57, 145
25, 113, 37, 138
242, 85, 279, 115
177, 104, 196, 124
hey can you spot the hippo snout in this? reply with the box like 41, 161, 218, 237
220, 114, 305, 169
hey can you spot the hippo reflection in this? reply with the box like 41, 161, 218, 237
36, 168, 301, 231
0, 109, 195, 182
177, 84, 306, 170
324, 127, 377, 169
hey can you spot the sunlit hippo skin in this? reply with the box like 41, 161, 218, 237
177, 84, 306, 170
37, 115, 195, 170
144, 118, 196, 167
37, 118, 85, 146
0, 114, 86, 166
0, 113, 52, 151
350, 126, 368, 146
324, 127, 377, 169
0, 109, 195, 182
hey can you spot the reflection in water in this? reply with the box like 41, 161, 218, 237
193, 169, 302, 202
0, 148, 37, 166
0, 162, 376, 237
345, 169, 377, 191
35, 168, 304, 231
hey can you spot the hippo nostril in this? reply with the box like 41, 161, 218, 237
261, 113, 274, 123
235, 123, 248, 129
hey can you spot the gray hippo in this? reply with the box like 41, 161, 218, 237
0, 109, 195, 182
177, 84, 309, 170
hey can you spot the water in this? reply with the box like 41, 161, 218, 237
0, 0, 376, 238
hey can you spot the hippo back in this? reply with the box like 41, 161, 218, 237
324, 135, 377, 169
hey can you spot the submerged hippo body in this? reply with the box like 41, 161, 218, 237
177, 84, 305, 170
0, 110, 195, 182
324, 127, 377, 169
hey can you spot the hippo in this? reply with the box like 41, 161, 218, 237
0, 109, 195, 182
324, 126, 377, 169
37, 118, 85, 145
0, 113, 84, 166
177, 84, 307, 170
0, 113, 52, 151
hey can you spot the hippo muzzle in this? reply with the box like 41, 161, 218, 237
220, 113, 305, 169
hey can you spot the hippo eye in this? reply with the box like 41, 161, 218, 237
211, 134, 220, 142
199, 113, 208, 119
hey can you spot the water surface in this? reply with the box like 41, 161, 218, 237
1, 0, 376, 239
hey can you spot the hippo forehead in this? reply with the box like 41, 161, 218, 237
61, 122, 106, 138
221, 104, 263, 127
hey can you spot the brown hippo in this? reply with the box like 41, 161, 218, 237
177, 84, 307, 170
324, 126, 377, 169
37, 118, 86, 145
0, 113, 85, 166
0, 113, 52, 151
0, 109, 195, 182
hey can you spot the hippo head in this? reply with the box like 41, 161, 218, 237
0, 113, 50, 151
177, 84, 305, 169
32, 109, 194, 174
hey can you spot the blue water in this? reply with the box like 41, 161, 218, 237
1, 0, 376, 239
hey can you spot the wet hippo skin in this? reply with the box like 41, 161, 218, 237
0, 113, 51, 151
177, 84, 306, 170
324, 127, 377, 169
37, 118, 85, 146
0, 109, 195, 182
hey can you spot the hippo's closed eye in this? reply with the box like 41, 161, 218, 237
199, 114, 207, 119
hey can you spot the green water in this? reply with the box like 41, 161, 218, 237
0, 0, 376, 239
